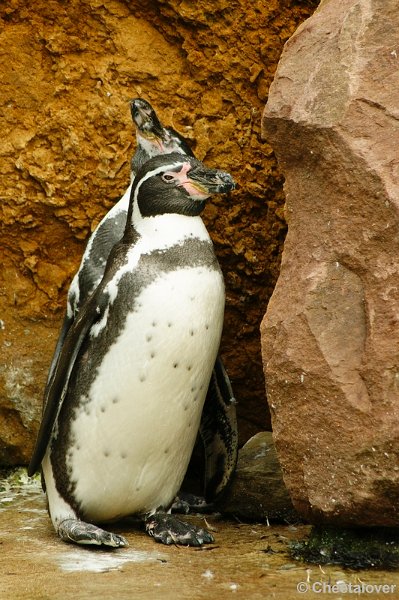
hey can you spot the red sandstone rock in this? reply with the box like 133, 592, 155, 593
261, 0, 399, 526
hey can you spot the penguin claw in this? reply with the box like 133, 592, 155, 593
145, 513, 214, 547
58, 518, 128, 548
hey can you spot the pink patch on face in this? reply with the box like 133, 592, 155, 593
172, 163, 210, 199
165, 162, 191, 183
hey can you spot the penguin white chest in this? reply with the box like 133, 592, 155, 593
68, 265, 224, 521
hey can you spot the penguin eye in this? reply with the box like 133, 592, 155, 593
162, 173, 176, 183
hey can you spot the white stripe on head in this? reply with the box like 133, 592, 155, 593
131, 160, 190, 225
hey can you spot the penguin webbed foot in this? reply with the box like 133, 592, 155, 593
145, 512, 214, 546
171, 492, 211, 515
58, 518, 128, 548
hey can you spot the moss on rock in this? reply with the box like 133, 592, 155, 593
291, 526, 399, 570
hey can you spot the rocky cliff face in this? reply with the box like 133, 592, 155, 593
0, 0, 317, 464
261, 0, 399, 526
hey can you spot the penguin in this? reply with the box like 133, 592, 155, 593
48, 98, 195, 382
28, 154, 236, 548
45, 99, 238, 511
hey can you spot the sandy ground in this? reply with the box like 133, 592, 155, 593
1, 472, 398, 600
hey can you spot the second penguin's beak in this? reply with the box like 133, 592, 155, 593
130, 99, 165, 140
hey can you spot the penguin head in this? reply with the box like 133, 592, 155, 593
129, 99, 194, 177
128, 153, 235, 223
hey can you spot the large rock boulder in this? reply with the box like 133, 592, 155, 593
261, 0, 399, 526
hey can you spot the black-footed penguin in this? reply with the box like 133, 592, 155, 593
48, 99, 194, 384
45, 99, 238, 512
28, 154, 236, 548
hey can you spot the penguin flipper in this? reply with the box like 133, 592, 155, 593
200, 356, 238, 503
27, 279, 112, 477
45, 311, 73, 393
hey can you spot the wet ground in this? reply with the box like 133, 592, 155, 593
1, 471, 399, 600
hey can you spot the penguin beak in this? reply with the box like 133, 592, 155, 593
130, 100, 165, 140
185, 165, 236, 197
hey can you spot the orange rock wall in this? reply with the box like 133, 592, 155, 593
0, 0, 317, 464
